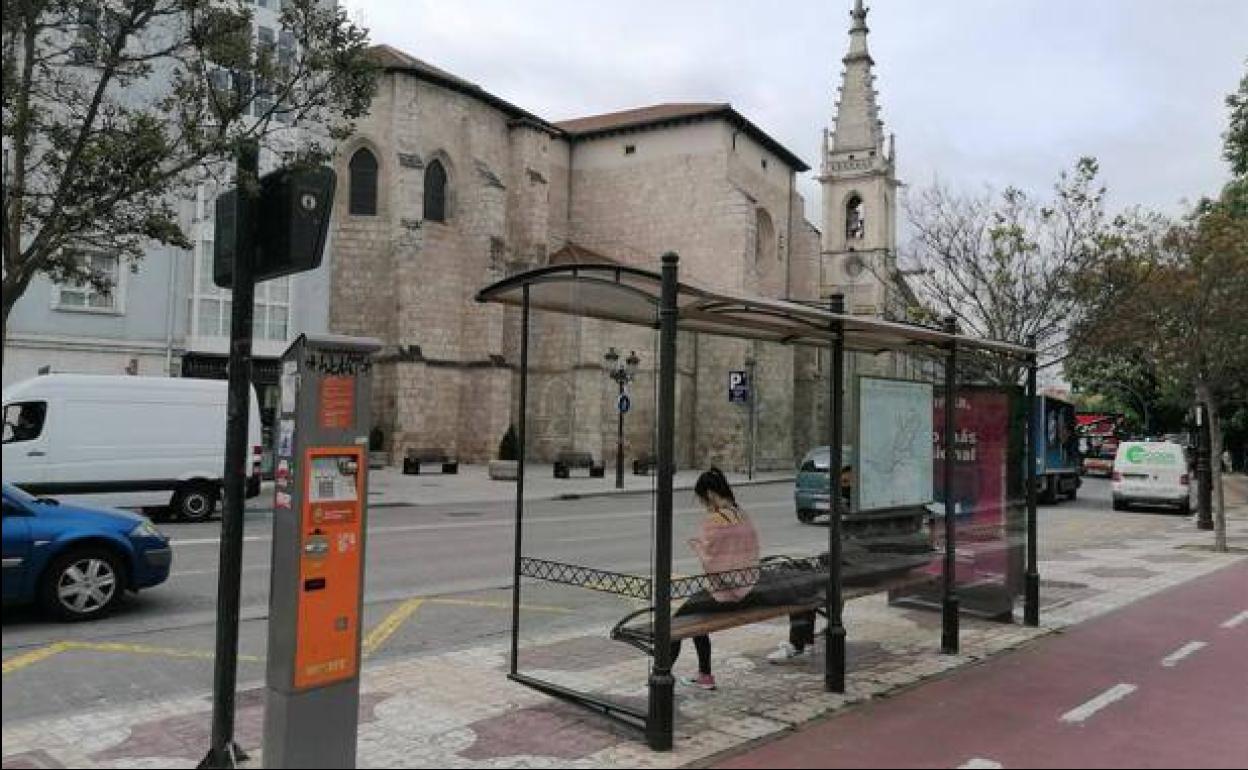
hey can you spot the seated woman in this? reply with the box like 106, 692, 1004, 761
671, 468, 760, 690
673, 468, 832, 687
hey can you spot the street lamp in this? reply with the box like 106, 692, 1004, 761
744, 355, 758, 480
604, 347, 640, 489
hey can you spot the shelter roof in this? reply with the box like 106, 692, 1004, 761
476, 263, 1034, 359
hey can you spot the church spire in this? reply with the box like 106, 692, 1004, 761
829, 0, 885, 155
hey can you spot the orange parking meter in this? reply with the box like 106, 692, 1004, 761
263, 335, 379, 769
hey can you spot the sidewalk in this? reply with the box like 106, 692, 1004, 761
365, 464, 795, 508
4, 508, 1245, 768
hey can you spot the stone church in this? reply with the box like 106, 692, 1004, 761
328, 0, 900, 470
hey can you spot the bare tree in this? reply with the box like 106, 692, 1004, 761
897, 158, 1160, 383
2, 0, 378, 353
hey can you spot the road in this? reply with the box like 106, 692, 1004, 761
1, 476, 1191, 724
717, 558, 1248, 769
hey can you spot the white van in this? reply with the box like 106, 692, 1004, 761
1111, 440, 1190, 514
2, 374, 262, 521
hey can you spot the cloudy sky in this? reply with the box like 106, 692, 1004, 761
341, 0, 1246, 221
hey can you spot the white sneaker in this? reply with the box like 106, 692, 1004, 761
766, 642, 808, 663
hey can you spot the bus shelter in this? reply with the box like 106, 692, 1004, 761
475, 254, 1040, 751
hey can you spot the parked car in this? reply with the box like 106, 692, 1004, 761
2, 482, 172, 620
1111, 441, 1190, 514
794, 445, 854, 524
2, 374, 262, 521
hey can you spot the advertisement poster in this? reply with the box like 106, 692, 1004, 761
932, 388, 1012, 585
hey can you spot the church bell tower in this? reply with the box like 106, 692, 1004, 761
820, 0, 900, 316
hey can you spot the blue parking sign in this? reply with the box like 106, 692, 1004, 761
617, 392, 631, 414
728, 370, 750, 404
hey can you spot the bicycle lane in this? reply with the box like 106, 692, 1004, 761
716, 559, 1248, 769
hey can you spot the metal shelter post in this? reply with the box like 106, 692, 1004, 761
826, 294, 846, 692
1024, 334, 1040, 626
646, 253, 679, 751
202, 141, 258, 769
510, 286, 531, 675
941, 316, 960, 654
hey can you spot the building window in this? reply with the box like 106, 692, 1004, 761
348, 148, 378, 216
846, 194, 865, 240
755, 208, 777, 265
55, 251, 121, 312
424, 159, 448, 223
193, 240, 290, 341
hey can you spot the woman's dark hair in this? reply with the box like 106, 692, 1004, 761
694, 467, 735, 505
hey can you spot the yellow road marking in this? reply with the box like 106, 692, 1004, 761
426, 598, 573, 614
362, 597, 425, 657
1, 640, 260, 676
2, 642, 71, 675
2, 595, 576, 674
65, 641, 262, 663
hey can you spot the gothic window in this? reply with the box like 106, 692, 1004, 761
424, 159, 448, 223
755, 208, 777, 264
846, 194, 865, 241
348, 148, 378, 216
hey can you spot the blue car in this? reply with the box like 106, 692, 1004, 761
2, 483, 172, 620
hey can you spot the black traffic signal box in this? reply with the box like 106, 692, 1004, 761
214, 166, 336, 289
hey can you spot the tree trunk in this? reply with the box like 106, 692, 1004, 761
1, 290, 13, 375
1197, 381, 1227, 552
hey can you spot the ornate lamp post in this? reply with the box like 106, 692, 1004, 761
604, 347, 640, 489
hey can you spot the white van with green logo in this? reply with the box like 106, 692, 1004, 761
1111, 441, 1190, 514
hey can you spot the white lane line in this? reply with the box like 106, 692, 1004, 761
1220, 610, 1248, 629
170, 535, 268, 546
1161, 641, 1207, 667
958, 759, 1004, 769
1059, 683, 1138, 723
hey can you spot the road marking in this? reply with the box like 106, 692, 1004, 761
426, 598, 572, 614
1220, 610, 1248, 629
170, 564, 270, 578
1, 640, 260, 676
1161, 640, 1207, 667
2, 642, 71, 675
362, 598, 426, 657
1060, 683, 1137, 723
170, 535, 269, 546
958, 759, 1004, 769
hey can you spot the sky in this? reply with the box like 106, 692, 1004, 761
340, 0, 1246, 222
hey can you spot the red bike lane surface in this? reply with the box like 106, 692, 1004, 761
717, 561, 1248, 769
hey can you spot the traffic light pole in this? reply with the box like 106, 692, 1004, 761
200, 141, 258, 769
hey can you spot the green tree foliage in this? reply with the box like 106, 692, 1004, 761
2, 0, 379, 349
1224, 59, 1248, 177
1073, 185, 1248, 550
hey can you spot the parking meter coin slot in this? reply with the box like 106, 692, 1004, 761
304, 577, 327, 591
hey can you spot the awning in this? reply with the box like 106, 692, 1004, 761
475, 263, 1033, 359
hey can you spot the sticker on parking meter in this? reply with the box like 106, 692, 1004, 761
276, 490, 292, 509
280, 360, 299, 415
278, 419, 295, 457
319, 376, 354, 429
